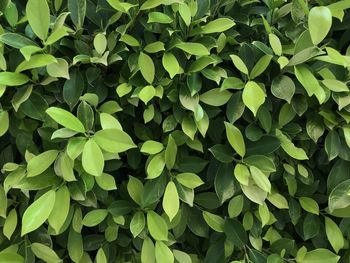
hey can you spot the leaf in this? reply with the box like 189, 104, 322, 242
325, 130, 340, 161
0, 111, 9, 137
3, 209, 17, 240
27, 150, 59, 177
165, 135, 177, 170
139, 85, 156, 104
82, 209, 108, 227
48, 186, 70, 233
199, 89, 232, 106
94, 129, 136, 153
82, 139, 104, 176
176, 173, 204, 188
241, 184, 267, 205
139, 52, 155, 84
130, 211, 145, 238
127, 176, 143, 206
31, 243, 61, 263
162, 52, 179, 79
242, 81, 266, 116
141, 239, 156, 263
250, 55, 272, 79
230, 55, 248, 75
47, 58, 70, 79
96, 173, 117, 191
322, 79, 349, 92
271, 75, 295, 103
146, 153, 165, 179
175, 42, 210, 56
301, 249, 340, 263
148, 12, 173, 24
94, 33, 107, 55
140, 0, 164, 10
141, 140, 164, 155
163, 181, 179, 221
26, 0, 50, 40
46, 107, 85, 133
250, 166, 271, 193
299, 197, 319, 215
224, 218, 247, 248
63, 68, 84, 109
155, 241, 174, 263
16, 54, 57, 72
269, 34, 282, 56
202, 211, 224, 232
68, 0, 86, 29
201, 18, 235, 34
325, 217, 344, 253
0, 33, 38, 49
147, 211, 168, 241
276, 130, 308, 160
0, 72, 29, 86
21, 190, 56, 236
224, 122, 245, 158
329, 179, 350, 212
309, 7, 332, 45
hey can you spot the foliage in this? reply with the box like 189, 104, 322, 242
0, 0, 350, 262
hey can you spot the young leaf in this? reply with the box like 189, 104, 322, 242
162, 52, 179, 79
146, 153, 165, 179
163, 181, 179, 221
155, 241, 174, 263
249, 55, 272, 79
142, 238, 156, 263
224, 122, 245, 158
48, 186, 70, 233
26, 0, 50, 40
139, 52, 155, 84
269, 33, 282, 56
230, 55, 248, 75
3, 209, 17, 240
0, 111, 9, 137
325, 217, 344, 253
31, 243, 62, 263
0, 72, 29, 86
82, 139, 104, 176
22, 190, 56, 236
299, 197, 319, 215
130, 211, 145, 238
147, 211, 168, 241
175, 42, 210, 56
94, 129, 137, 153
139, 85, 156, 104
176, 173, 204, 189
242, 81, 266, 116
141, 140, 164, 155
308, 7, 332, 45
46, 107, 86, 133
82, 209, 108, 227
250, 166, 271, 193
201, 18, 235, 34
165, 135, 177, 170
202, 211, 224, 232
27, 150, 59, 177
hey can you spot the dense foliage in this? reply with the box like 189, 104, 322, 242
1, 0, 350, 262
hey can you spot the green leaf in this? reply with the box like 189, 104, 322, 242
162, 52, 179, 79
142, 238, 156, 263
46, 107, 85, 133
140, 0, 164, 10
0, 33, 38, 49
144, 41, 165, 53
31, 243, 61, 263
234, 163, 250, 185
141, 140, 164, 155
16, 54, 57, 72
0, 111, 9, 137
120, 34, 140, 47
242, 81, 266, 117
21, 190, 56, 236
175, 42, 210, 56
146, 153, 165, 179
96, 248, 107, 263
325, 131, 340, 161
202, 211, 224, 232
148, 12, 173, 24
27, 150, 59, 177
329, 179, 350, 212
139, 52, 155, 84
163, 181, 179, 221
130, 211, 145, 238
271, 75, 295, 103
224, 218, 247, 248
176, 173, 204, 188
68, 0, 86, 29
3, 209, 17, 240
96, 173, 117, 191
230, 55, 248, 75
127, 176, 144, 206
322, 79, 349, 92
0, 72, 29, 86
228, 195, 244, 218
224, 122, 245, 158
48, 186, 70, 233
325, 217, 344, 253
82, 139, 104, 176
250, 55, 272, 79
47, 58, 70, 79
173, 250, 191, 263
26, 0, 50, 40
0, 253, 24, 263
250, 166, 271, 193
276, 130, 308, 160
300, 248, 340, 263
155, 241, 174, 263
299, 197, 319, 215
94, 33, 107, 55
201, 18, 235, 34
199, 89, 232, 106
94, 129, 136, 153
241, 184, 267, 205
139, 85, 156, 104
165, 135, 177, 170
308, 7, 332, 45
269, 33, 282, 56
82, 209, 108, 227
147, 211, 168, 241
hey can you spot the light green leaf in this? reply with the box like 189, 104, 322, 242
249, 55, 272, 79
299, 197, 319, 215
96, 173, 117, 191
130, 211, 145, 238
16, 54, 57, 72
308, 7, 332, 45
0, 72, 29, 86
201, 18, 235, 34
140, 0, 163, 10
94, 129, 136, 153
68, 0, 86, 29
127, 176, 144, 206
94, 33, 107, 55
202, 211, 224, 232
155, 241, 174, 263
147, 211, 168, 241
175, 42, 210, 56
0, 111, 9, 137
82, 139, 104, 176
322, 79, 349, 92
295, 65, 324, 103
173, 250, 191, 263
120, 34, 140, 47
269, 34, 282, 56
242, 81, 266, 117
82, 209, 108, 227
48, 186, 70, 233
144, 41, 165, 53
148, 12, 173, 24
300, 248, 340, 263
162, 52, 179, 79
139, 52, 155, 84
141, 140, 164, 155
139, 85, 156, 104
199, 89, 232, 106
26, 0, 50, 40
27, 150, 59, 177
45, 27, 69, 46
165, 135, 177, 170
224, 121, 245, 158
46, 107, 85, 133
276, 129, 309, 160
47, 58, 70, 79
176, 172, 204, 188
178, 4, 191, 26
96, 248, 107, 263
250, 166, 271, 193
271, 75, 295, 103
230, 55, 248, 75
21, 190, 56, 236
146, 152, 165, 179
31, 243, 61, 263
234, 164, 250, 186
325, 217, 344, 253
142, 238, 156, 263
163, 181, 179, 221
3, 209, 17, 240
0, 33, 38, 49
241, 184, 267, 205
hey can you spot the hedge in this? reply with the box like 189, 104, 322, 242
0, 0, 350, 262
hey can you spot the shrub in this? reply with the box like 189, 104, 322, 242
0, 0, 349, 262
